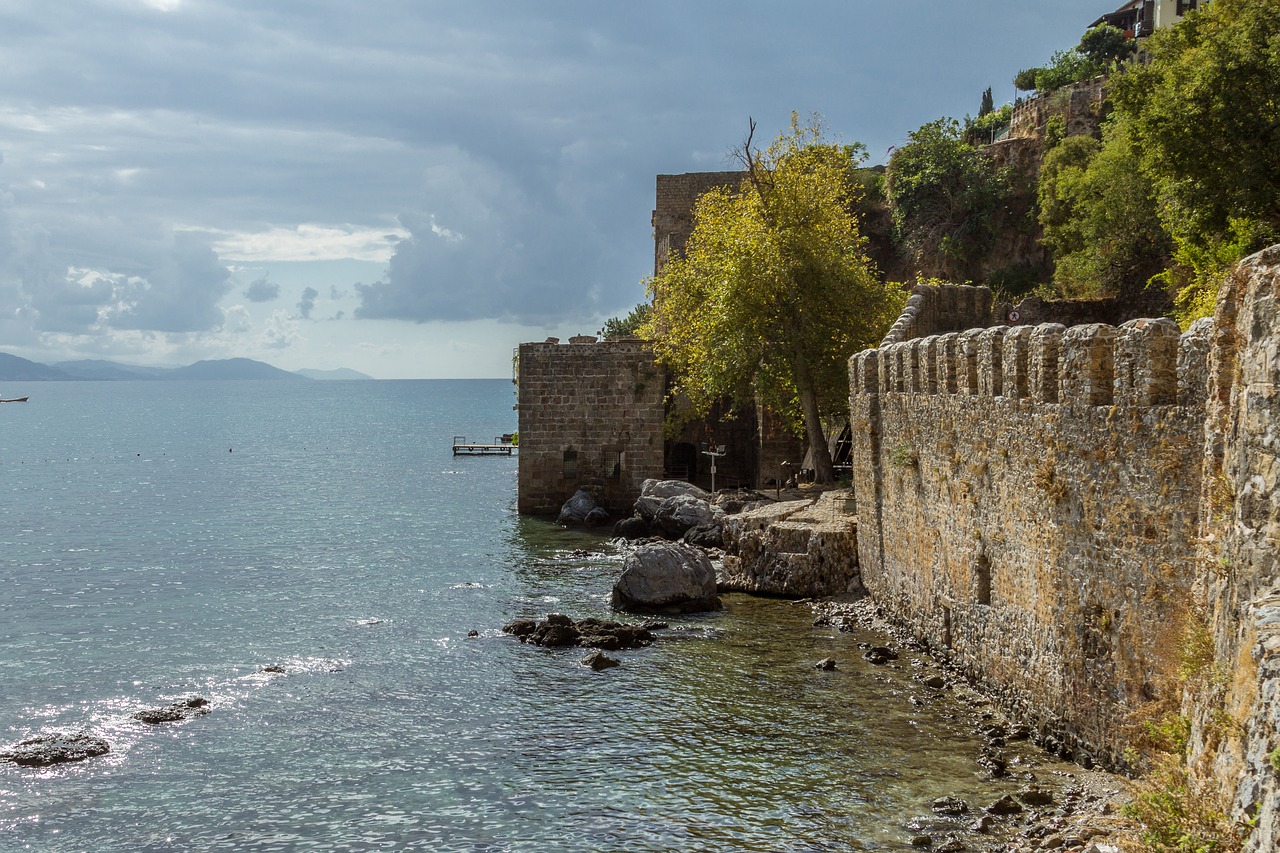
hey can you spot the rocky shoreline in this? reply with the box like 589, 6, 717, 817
808, 596, 1136, 852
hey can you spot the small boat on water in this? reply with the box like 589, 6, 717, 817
0, 397, 29, 403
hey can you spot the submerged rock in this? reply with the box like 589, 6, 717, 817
931, 796, 969, 816
863, 646, 899, 665
581, 650, 620, 671
133, 696, 210, 725
815, 657, 838, 671
611, 542, 721, 614
2, 731, 110, 767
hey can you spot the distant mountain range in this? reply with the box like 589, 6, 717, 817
0, 353, 374, 382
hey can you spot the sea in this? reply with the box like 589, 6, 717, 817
0, 379, 1055, 852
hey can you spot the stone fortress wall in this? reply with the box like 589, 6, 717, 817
849, 281, 1213, 769
516, 337, 666, 516
849, 259, 1280, 841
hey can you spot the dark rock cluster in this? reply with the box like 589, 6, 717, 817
502, 614, 661, 651
132, 696, 211, 725
1, 732, 111, 767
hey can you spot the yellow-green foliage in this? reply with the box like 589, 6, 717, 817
642, 113, 903, 476
1123, 758, 1245, 853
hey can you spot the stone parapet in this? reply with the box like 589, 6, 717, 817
857, 317, 1210, 411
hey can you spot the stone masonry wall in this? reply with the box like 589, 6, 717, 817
1008, 76, 1107, 142
1192, 247, 1280, 849
652, 172, 743, 275
850, 282, 1211, 768
517, 338, 665, 516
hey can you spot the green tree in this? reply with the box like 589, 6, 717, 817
1078, 23, 1136, 66
1013, 68, 1041, 93
884, 118, 1012, 281
642, 114, 902, 484
1111, 0, 1280, 322
1037, 119, 1170, 299
597, 302, 651, 339
1034, 49, 1095, 92
979, 87, 994, 118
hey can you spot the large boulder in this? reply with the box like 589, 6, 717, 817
556, 489, 609, 527
612, 515, 652, 540
2, 731, 110, 767
639, 479, 711, 502
611, 542, 722, 614
653, 494, 724, 540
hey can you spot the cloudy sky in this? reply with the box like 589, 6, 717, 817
0, 0, 1112, 378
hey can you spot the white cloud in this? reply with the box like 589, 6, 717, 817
190, 223, 411, 263
261, 309, 300, 350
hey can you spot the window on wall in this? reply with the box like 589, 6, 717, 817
1176, 0, 1197, 14
604, 451, 622, 480
562, 449, 577, 480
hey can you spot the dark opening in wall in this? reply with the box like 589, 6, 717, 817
604, 451, 622, 479
562, 449, 578, 480
975, 553, 992, 605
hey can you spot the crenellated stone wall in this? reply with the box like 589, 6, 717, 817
517, 338, 666, 515
850, 281, 1211, 768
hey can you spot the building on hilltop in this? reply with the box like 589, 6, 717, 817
1091, 0, 1203, 38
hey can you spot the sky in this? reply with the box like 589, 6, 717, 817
0, 0, 1118, 379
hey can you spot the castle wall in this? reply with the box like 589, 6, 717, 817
1008, 76, 1107, 142
1194, 247, 1280, 849
850, 282, 1211, 767
652, 172, 743, 275
516, 338, 665, 516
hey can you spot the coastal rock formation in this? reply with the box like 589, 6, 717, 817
612, 515, 652, 540
2, 731, 110, 766
719, 491, 861, 597
611, 542, 721, 614
133, 696, 210, 724
555, 489, 610, 528
503, 614, 655, 650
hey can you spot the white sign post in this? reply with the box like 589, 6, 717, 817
701, 444, 727, 494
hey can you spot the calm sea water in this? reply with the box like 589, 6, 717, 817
1, 380, 1049, 852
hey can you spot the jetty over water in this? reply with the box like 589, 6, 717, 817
452, 435, 516, 456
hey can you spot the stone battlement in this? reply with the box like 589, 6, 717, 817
846, 281, 1211, 769
857, 315, 1210, 411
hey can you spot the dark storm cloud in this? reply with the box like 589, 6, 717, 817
297, 286, 318, 319
244, 276, 280, 302
0, 0, 1112, 359
109, 232, 233, 333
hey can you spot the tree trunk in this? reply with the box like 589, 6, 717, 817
792, 351, 835, 484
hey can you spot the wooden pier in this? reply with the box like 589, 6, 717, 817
452, 435, 517, 456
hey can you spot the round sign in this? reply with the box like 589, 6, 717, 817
1007, 309, 1022, 323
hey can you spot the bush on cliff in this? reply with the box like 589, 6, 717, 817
884, 118, 1014, 282
1110, 0, 1280, 324
1037, 120, 1170, 301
